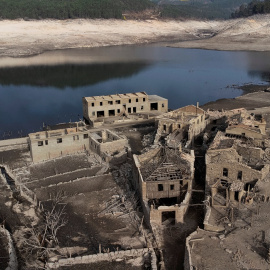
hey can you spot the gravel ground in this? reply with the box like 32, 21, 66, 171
29, 154, 91, 180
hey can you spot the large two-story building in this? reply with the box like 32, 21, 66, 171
82, 92, 168, 125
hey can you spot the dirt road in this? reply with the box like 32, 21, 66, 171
1, 14, 270, 57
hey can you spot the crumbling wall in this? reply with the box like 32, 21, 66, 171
206, 161, 267, 188
0, 225, 18, 270
184, 230, 198, 270
150, 203, 189, 225
236, 145, 263, 162
46, 248, 155, 269
206, 148, 242, 165
137, 148, 160, 164
100, 138, 128, 154
1, 164, 38, 206
0, 137, 28, 150
132, 155, 147, 200
226, 126, 264, 139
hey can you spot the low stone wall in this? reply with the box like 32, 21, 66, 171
184, 229, 201, 270
0, 137, 28, 150
46, 248, 157, 269
0, 164, 38, 206
0, 225, 18, 270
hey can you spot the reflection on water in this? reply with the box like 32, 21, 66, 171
0, 62, 150, 88
0, 46, 270, 138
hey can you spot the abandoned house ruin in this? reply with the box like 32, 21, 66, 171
206, 131, 270, 208
82, 92, 168, 126
29, 126, 129, 164
89, 129, 129, 163
132, 147, 194, 227
154, 104, 207, 148
29, 125, 90, 163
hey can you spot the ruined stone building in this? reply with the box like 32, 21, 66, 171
29, 126, 90, 163
155, 104, 207, 148
184, 111, 270, 270
29, 126, 128, 164
89, 129, 129, 163
205, 131, 269, 208
82, 92, 168, 126
132, 147, 194, 226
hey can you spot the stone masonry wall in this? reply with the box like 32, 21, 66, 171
30, 133, 89, 163
206, 161, 266, 187
46, 248, 157, 269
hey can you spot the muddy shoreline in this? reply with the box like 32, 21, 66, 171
202, 84, 270, 112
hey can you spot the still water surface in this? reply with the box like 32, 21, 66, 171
1, 46, 270, 138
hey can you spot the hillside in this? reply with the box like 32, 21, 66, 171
157, 0, 251, 19
0, 0, 254, 20
0, 0, 154, 19
1, 14, 270, 58
232, 0, 270, 18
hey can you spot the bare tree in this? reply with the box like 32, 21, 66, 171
19, 190, 67, 269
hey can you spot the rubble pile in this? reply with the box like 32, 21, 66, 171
230, 181, 244, 192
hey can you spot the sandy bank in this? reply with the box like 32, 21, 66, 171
169, 15, 270, 52
1, 14, 270, 57
0, 18, 220, 57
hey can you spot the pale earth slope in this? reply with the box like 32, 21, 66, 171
1, 14, 270, 57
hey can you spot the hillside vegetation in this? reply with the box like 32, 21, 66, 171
159, 0, 250, 19
0, 0, 253, 20
0, 0, 154, 19
232, 0, 270, 18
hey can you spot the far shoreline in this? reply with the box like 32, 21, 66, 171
1, 15, 270, 58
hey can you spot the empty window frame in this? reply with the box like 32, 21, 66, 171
116, 100, 121, 104
84, 134, 89, 139
141, 106, 144, 110
100, 102, 103, 106
91, 102, 95, 107
57, 138, 63, 143
162, 103, 165, 108
150, 103, 158, 111
128, 108, 131, 113
38, 141, 43, 146
97, 111, 105, 118
45, 140, 48, 145
117, 109, 120, 113
237, 171, 242, 180
223, 168, 228, 177
108, 101, 113, 105
170, 184, 174, 190
109, 110, 115, 116
129, 99, 131, 103
143, 98, 146, 102
92, 112, 95, 116
136, 98, 138, 102
73, 135, 79, 141
158, 184, 164, 191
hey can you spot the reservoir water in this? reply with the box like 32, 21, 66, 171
1, 45, 270, 138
